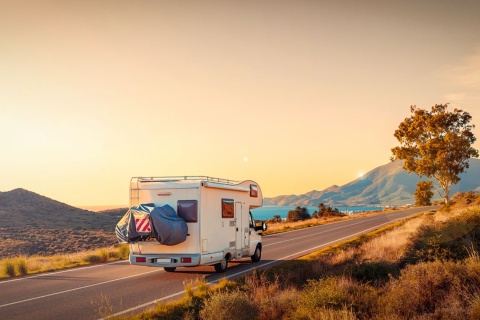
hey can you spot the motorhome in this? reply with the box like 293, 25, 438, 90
115, 176, 267, 273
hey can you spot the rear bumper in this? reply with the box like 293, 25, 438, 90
129, 253, 201, 267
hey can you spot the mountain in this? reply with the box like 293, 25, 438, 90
0, 189, 127, 258
0, 188, 124, 229
264, 159, 480, 207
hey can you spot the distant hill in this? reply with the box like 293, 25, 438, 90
0, 189, 127, 258
0, 188, 124, 229
265, 159, 480, 207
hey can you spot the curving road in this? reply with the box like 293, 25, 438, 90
0, 207, 435, 319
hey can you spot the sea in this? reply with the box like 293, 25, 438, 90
251, 205, 383, 220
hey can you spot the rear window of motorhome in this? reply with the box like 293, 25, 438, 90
250, 184, 258, 197
222, 199, 234, 218
178, 200, 198, 222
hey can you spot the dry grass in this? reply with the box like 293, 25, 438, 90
264, 210, 383, 235
0, 226, 118, 259
359, 215, 426, 263
0, 244, 129, 278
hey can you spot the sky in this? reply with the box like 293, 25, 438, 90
1, 0, 480, 207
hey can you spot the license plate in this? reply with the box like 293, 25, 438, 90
155, 259, 172, 264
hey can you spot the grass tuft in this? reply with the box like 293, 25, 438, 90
200, 289, 258, 320
0, 244, 131, 278
2, 258, 15, 277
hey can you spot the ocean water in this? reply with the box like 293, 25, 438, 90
251, 205, 383, 220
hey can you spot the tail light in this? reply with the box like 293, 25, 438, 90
136, 257, 146, 263
181, 257, 192, 263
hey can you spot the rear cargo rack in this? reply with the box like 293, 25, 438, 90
129, 176, 240, 207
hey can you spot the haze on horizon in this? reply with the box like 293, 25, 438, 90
1, 0, 480, 206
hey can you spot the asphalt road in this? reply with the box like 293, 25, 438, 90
0, 206, 435, 319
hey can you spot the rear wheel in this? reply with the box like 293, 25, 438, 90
214, 256, 228, 273
251, 245, 262, 262
164, 267, 176, 272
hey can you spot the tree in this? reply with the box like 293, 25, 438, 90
286, 206, 311, 222
317, 203, 326, 216
391, 104, 478, 204
415, 181, 434, 206
267, 215, 282, 223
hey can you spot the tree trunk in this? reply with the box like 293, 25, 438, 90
444, 184, 450, 205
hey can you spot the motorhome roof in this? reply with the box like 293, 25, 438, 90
133, 176, 239, 185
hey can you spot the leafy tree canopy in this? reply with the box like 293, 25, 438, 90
391, 104, 478, 204
415, 180, 434, 206
286, 206, 310, 222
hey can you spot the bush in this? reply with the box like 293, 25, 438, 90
82, 254, 101, 263
465, 190, 477, 204
266, 215, 282, 224
16, 257, 28, 276
348, 261, 399, 285
118, 244, 129, 259
98, 249, 109, 262
286, 207, 310, 222
403, 208, 480, 264
2, 258, 16, 277
291, 276, 377, 319
379, 259, 480, 319
200, 289, 258, 320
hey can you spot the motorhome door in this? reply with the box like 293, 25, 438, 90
235, 202, 243, 251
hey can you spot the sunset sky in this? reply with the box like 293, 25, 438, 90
1, 0, 480, 207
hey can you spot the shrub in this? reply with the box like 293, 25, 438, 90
348, 261, 399, 285
98, 248, 109, 262
82, 254, 101, 263
200, 289, 258, 320
292, 276, 377, 320
403, 208, 480, 264
266, 215, 282, 223
118, 244, 130, 259
470, 294, 480, 320
379, 259, 480, 319
465, 190, 477, 204
2, 258, 16, 277
286, 206, 310, 222
239, 271, 297, 320
15, 257, 28, 276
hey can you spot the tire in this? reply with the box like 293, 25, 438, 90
251, 245, 262, 262
214, 256, 228, 273
164, 267, 176, 272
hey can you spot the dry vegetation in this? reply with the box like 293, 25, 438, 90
0, 188, 126, 259
0, 226, 117, 258
263, 209, 385, 235
120, 192, 480, 320
0, 244, 129, 277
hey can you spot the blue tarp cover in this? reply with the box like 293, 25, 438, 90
115, 203, 188, 246
150, 205, 188, 246
115, 203, 155, 243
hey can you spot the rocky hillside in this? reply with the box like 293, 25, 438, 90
0, 188, 125, 229
0, 189, 127, 258
265, 159, 480, 207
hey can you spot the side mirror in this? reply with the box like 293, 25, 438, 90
255, 220, 267, 232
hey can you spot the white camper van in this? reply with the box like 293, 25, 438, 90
120, 176, 267, 273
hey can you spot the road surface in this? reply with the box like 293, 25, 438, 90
0, 207, 434, 319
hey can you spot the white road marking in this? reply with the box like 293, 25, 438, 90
0, 269, 160, 309
0, 260, 128, 284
